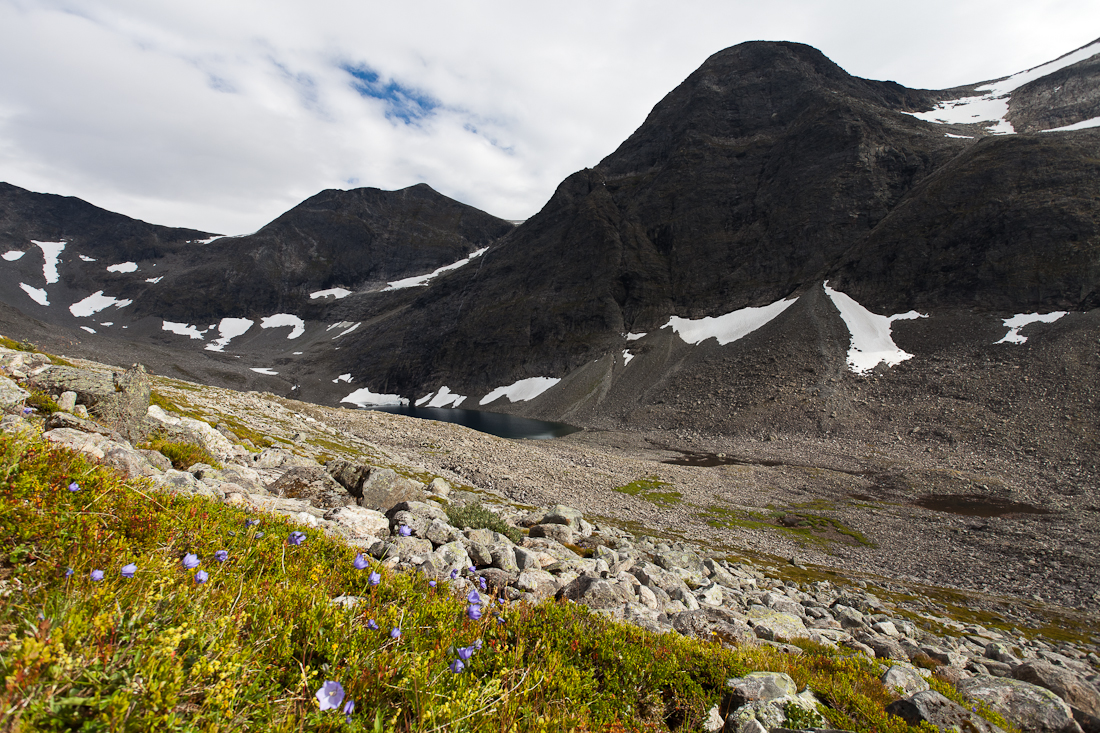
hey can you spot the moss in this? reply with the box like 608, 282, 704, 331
140, 431, 221, 470
699, 504, 874, 549
445, 501, 523, 544
613, 476, 683, 508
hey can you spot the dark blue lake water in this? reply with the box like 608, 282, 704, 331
369, 405, 581, 440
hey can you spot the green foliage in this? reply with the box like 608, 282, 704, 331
24, 391, 60, 414
148, 390, 182, 414
445, 501, 523, 544
784, 700, 826, 729
613, 476, 682, 508
141, 432, 221, 470
0, 431, 974, 732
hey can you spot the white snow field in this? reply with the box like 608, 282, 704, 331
206, 318, 254, 352
383, 247, 488, 291
250, 367, 278, 375
1041, 116, 1100, 132
995, 311, 1068, 344
622, 350, 635, 365
663, 297, 797, 346
905, 39, 1100, 134
479, 377, 560, 406
79, 255, 96, 262
19, 283, 48, 305
310, 288, 352, 299
33, 241, 65, 284
823, 282, 926, 374
326, 321, 361, 338
332, 373, 353, 384
260, 314, 305, 339
106, 262, 138, 273
625, 332, 646, 341
341, 387, 408, 407
162, 321, 209, 340
145, 276, 164, 284
419, 386, 467, 408
80, 327, 95, 334
3, 250, 25, 261
70, 292, 133, 317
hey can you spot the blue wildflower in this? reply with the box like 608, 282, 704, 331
467, 590, 482, 605
195, 570, 208, 584
457, 645, 475, 661
288, 531, 306, 546
468, 565, 476, 573
315, 680, 345, 711
64, 567, 73, 578
474, 639, 483, 650
214, 550, 228, 562
398, 525, 411, 537
390, 627, 401, 639
449, 658, 465, 673
450, 569, 459, 580
68, 481, 79, 492
21, 407, 33, 415
245, 519, 259, 527
368, 571, 381, 586
120, 563, 136, 578
428, 580, 437, 588
90, 569, 104, 582
353, 553, 369, 570
467, 604, 482, 621
182, 553, 199, 569
343, 699, 355, 723
367, 619, 379, 631
479, 577, 487, 591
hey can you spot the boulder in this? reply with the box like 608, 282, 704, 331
43, 427, 118, 460
358, 468, 427, 512
957, 675, 1082, 733
44, 412, 126, 442
529, 523, 575, 545
881, 665, 931, 696
325, 458, 372, 497
1012, 661, 1100, 732
102, 446, 165, 478
267, 466, 352, 508
248, 446, 316, 469
544, 504, 584, 529
748, 608, 810, 642
147, 405, 235, 461
514, 568, 559, 600
0, 375, 29, 408
27, 366, 115, 407
152, 469, 218, 499
94, 364, 151, 442
886, 690, 1007, 733
556, 576, 625, 611
323, 505, 390, 540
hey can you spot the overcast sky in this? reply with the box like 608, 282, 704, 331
1, 1, 1097, 235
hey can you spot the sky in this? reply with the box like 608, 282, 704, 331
1, 1, 1097, 235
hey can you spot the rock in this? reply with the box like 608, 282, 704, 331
94, 364, 150, 442
44, 412, 126, 442
431, 541, 473, 577
267, 466, 352, 508
672, 609, 755, 646
922, 644, 967, 668
881, 665, 931, 696
724, 670, 798, 709
986, 642, 1022, 665
748, 608, 810, 642
544, 504, 584, 528
43, 427, 118, 460
323, 506, 390, 540
698, 583, 724, 606
957, 675, 1081, 733
247, 446, 316, 469
933, 665, 973, 685
871, 620, 899, 637
425, 520, 463, 547
703, 703, 725, 733
529, 523, 575, 545
831, 604, 865, 629
386, 500, 449, 524
358, 469, 427, 512
1012, 661, 1100, 727
0, 375, 29, 408
857, 632, 909, 662
428, 477, 451, 497
139, 449, 173, 471
514, 546, 541, 571
102, 446, 164, 478
885, 690, 1007, 733
147, 405, 236, 461
556, 576, 624, 611
325, 458, 372, 496
491, 545, 520, 573
27, 366, 116, 407
152, 469, 218, 499
514, 569, 559, 600
725, 718, 768, 733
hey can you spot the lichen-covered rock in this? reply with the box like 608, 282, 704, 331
957, 675, 1082, 733
95, 364, 150, 442
323, 505, 390, 540
267, 465, 352, 509
886, 690, 1007, 733
748, 608, 809, 642
147, 405, 236, 460
556, 576, 625, 611
27, 366, 115, 407
0, 375, 29, 408
1012, 660, 1100, 729
881, 665, 931, 696
358, 469, 427, 512
543, 504, 584, 528
43, 427, 118, 460
529, 523, 574, 544
247, 446, 316, 469
153, 469, 218, 499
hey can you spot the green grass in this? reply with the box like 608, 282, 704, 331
699, 505, 874, 549
613, 477, 682, 508
0, 431, 989, 732
139, 432, 222, 471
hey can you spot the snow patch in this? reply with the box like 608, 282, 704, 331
205, 318, 254, 352
250, 367, 278, 375
80, 326, 95, 334
944, 133, 974, 139
260, 314, 305, 339
905, 39, 1100, 135
479, 377, 560, 406
3, 250, 25, 261
310, 288, 352, 300
383, 247, 488, 290
19, 283, 49, 305
107, 262, 138, 273
70, 291, 133, 317
162, 321, 208, 340
327, 321, 360, 338
663, 297, 797, 346
1041, 116, 1100, 132
341, 388, 408, 407
425, 386, 467, 408
823, 282, 926, 374
995, 312, 1067, 344
625, 332, 646, 341
145, 276, 163, 284
79, 255, 96, 262
415, 392, 434, 406
332, 373, 353, 384
33, 241, 65, 284
100, 322, 113, 327
622, 350, 635, 365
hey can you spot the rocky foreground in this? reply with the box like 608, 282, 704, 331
2, 345, 1099, 732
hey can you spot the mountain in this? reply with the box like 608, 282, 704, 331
0, 39, 1096, 481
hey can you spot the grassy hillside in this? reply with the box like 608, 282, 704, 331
0, 427, 1002, 732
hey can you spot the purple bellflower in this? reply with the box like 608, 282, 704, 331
353, 553, 369, 570
315, 680, 345, 711
398, 525, 411, 537
182, 553, 199, 569
120, 563, 136, 578
90, 569, 104, 581
214, 550, 228, 562
68, 482, 79, 492
195, 570, 208, 584
449, 658, 465, 673
288, 531, 306, 546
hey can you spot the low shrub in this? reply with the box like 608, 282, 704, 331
141, 432, 220, 470
445, 501, 523, 544
24, 391, 60, 414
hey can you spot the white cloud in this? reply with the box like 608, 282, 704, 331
1, 2, 1097, 234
